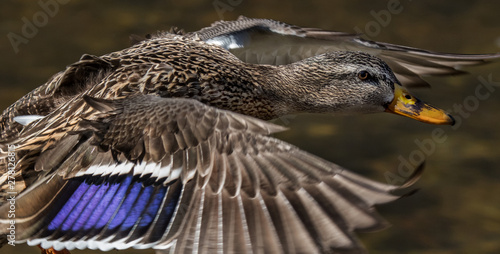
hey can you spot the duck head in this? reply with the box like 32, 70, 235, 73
274, 51, 455, 125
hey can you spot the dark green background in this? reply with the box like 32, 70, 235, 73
1, 0, 499, 253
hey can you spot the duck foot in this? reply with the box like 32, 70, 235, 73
38, 245, 71, 254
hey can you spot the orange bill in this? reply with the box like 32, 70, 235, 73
385, 84, 455, 125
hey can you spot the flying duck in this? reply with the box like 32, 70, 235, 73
0, 17, 498, 254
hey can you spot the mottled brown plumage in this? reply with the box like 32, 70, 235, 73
0, 17, 496, 254
0, 33, 399, 208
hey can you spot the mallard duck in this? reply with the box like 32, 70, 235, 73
0, 17, 497, 254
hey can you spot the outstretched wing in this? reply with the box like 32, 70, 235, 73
0, 95, 419, 253
192, 16, 500, 87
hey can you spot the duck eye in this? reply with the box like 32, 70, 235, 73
357, 70, 371, 81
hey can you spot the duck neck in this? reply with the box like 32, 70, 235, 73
220, 64, 313, 120
187, 63, 283, 120
257, 63, 336, 118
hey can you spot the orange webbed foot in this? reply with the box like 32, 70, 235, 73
38, 245, 71, 254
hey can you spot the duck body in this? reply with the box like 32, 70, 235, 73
0, 34, 273, 139
0, 31, 408, 254
0, 17, 494, 253
0, 32, 403, 141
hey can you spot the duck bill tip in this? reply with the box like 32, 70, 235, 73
386, 84, 455, 126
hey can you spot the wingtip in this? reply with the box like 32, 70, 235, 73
267, 123, 289, 134
390, 161, 425, 199
400, 161, 425, 188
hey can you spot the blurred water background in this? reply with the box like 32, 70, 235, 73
1, 0, 499, 253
